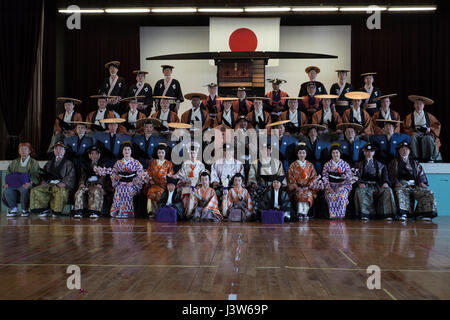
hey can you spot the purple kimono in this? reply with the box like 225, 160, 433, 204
110, 158, 146, 218
322, 159, 353, 218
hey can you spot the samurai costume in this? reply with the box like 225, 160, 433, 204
180, 107, 211, 131
388, 153, 437, 219
354, 156, 396, 220
153, 78, 184, 112
73, 158, 109, 217
330, 82, 353, 116
342, 107, 374, 135
372, 109, 401, 134
176, 160, 206, 216
202, 94, 222, 127
279, 109, 308, 135
214, 109, 239, 129
232, 99, 253, 116
128, 83, 153, 116
100, 76, 127, 113
358, 85, 382, 117
339, 138, 367, 168
299, 81, 327, 97
150, 109, 180, 133
30, 155, 76, 214
370, 133, 410, 165
322, 158, 353, 219
403, 111, 441, 162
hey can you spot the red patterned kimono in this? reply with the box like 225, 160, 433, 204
226, 186, 254, 213
193, 185, 222, 221
288, 160, 318, 207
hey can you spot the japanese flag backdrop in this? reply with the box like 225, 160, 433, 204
209, 17, 281, 66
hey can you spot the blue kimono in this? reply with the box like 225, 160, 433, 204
93, 132, 128, 167
338, 138, 367, 168
370, 133, 410, 164
132, 134, 165, 159
64, 135, 94, 156
305, 138, 330, 174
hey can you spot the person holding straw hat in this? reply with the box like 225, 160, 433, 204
371, 94, 401, 134
342, 91, 374, 136
403, 95, 441, 162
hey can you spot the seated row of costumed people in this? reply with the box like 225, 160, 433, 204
2, 134, 437, 222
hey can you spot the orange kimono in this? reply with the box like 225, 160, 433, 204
180, 108, 211, 131
288, 160, 318, 207
53, 112, 83, 134
232, 99, 253, 115
311, 109, 343, 130
403, 111, 441, 151
193, 185, 222, 221
342, 108, 374, 135
371, 109, 401, 134
147, 159, 174, 202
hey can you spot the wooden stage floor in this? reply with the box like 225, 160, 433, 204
0, 215, 449, 300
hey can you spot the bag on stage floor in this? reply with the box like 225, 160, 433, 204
261, 210, 285, 224
156, 206, 177, 223
5, 172, 30, 188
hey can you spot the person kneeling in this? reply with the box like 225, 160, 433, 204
260, 175, 292, 223
226, 173, 254, 222
156, 176, 184, 221
354, 143, 396, 222
191, 171, 222, 222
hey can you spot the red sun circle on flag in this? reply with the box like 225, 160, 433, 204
228, 28, 258, 52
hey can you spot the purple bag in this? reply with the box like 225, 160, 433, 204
156, 206, 177, 223
261, 210, 285, 224
5, 172, 30, 188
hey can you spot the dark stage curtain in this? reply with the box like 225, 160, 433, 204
63, 16, 140, 118
0, 0, 44, 159
351, 5, 450, 160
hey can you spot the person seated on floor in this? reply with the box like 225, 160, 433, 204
403, 95, 441, 163
287, 142, 320, 221
73, 145, 109, 219
225, 173, 254, 222
157, 176, 185, 221
388, 141, 437, 221
30, 141, 76, 217
370, 119, 410, 165
261, 175, 293, 222
2, 142, 40, 217
354, 143, 396, 222
191, 170, 222, 222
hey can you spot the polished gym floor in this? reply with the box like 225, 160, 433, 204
0, 215, 449, 300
